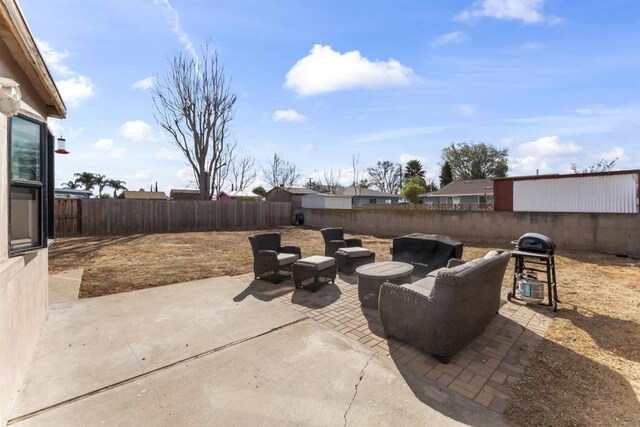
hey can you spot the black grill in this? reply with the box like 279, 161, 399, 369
515, 232, 556, 255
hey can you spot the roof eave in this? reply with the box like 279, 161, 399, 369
0, 0, 66, 118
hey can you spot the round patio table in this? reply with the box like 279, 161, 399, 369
356, 261, 413, 308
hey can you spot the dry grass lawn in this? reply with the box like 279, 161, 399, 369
49, 227, 640, 426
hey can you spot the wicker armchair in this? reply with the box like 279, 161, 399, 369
379, 251, 511, 363
321, 228, 363, 257
248, 232, 301, 283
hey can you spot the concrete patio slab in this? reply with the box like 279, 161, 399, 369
47, 269, 82, 305
12, 320, 506, 426
235, 272, 553, 414
10, 276, 304, 420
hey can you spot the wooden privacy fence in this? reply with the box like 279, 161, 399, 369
54, 199, 292, 236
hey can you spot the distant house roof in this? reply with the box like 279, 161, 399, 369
170, 189, 200, 200
265, 187, 319, 196
218, 190, 262, 199
493, 169, 640, 181
122, 191, 167, 200
421, 179, 494, 198
336, 186, 401, 198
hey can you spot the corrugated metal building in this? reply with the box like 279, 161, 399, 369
494, 170, 640, 213
301, 194, 352, 210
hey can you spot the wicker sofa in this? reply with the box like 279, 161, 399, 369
248, 232, 302, 283
379, 251, 511, 363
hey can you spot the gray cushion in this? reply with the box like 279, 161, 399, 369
277, 253, 299, 266
296, 255, 335, 270
336, 247, 372, 258
402, 276, 435, 296
484, 250, 500, 259
437, 261, 475, 277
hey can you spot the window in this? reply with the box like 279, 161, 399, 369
369, 198, 377, 204
8, 115, 53, 254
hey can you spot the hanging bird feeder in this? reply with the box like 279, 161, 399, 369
55, 135, 69, 154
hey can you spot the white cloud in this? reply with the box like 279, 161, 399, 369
510, 155, 550, 175
156, 147, 182, 160
36, 38, 95, 107
521, 42, 542, 51
36, 39, 73, 76
455, 0, 561, 24
500, 137, 514, 146
431, 31, 467, 47
153, 0, 197, 60
93, 138, 114, 150
176, 167, 195, 185
398, 154, 428, 166
56, 76, 95, 107
91, 138, 126, 159
126, 169, 153, 182
285, 44, 416, 96
456, 104, 476, 116
121, 120, 156, 141
511, 135, 582, 175
47, 119, 64, 136
517, 135, 582, 157
109, 147, 127, 159
593, 146, 626, 162
272, 109, 307, 122
132, 77, 156, 90
349, 126, 449, 144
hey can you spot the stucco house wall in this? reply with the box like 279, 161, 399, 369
352, 196, 399, 207
0, 2, 66, 422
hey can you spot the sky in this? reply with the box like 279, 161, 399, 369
19, 0, 640, 194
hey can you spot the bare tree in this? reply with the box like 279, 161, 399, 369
367, 160, 403, 194
229, 151, 257, 193
321, 165, 342, 194
351, 154, 362, 196
570, 158, 618, 174
262, 153, 302, 189
212, 141, 235, 196
152, 43, 237, 200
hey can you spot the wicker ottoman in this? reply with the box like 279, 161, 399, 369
293, 256, 337, 291
335, 247, 376, 274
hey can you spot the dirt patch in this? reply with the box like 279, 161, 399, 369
504, 252, 640, 426
48, 228, 396, 298
49, 228, 640, 425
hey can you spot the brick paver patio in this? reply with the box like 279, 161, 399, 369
234, 271, 554, 414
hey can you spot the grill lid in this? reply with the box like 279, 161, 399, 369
516, 232, 556, 254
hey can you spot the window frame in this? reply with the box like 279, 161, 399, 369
7, 114, 52, 256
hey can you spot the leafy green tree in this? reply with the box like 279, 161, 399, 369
62, 180, 80, 189
73, 172, 99, 192
93, 174, 109, 197
106, 179, 128, 198
441, 142, 508, 180
439, 161, 453, 187
252, 185, 267, 197
403, 159, 426, 183
401, 181, 426, 204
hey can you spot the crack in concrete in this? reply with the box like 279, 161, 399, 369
7, 317, 308, 425
343, 354, 374, 427
126, 341, 163, 409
